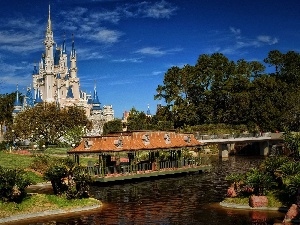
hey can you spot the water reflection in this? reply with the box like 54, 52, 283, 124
5, 156, 285, 225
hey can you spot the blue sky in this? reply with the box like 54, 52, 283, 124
0, 0, 300, 118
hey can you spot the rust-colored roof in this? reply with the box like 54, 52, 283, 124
68, 131, 203, 154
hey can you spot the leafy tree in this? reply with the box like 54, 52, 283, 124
11, 103, 91, 146
103, 119, 123, 135
63, 126, 86, 146
127, 107, 150, 131
0, 92, 17, 132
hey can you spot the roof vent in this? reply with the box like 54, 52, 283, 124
164, 133, 171, 144
184, 135, 191, 143
114, 138, 123, 148
142, 134, 150, 145
84, 140, 93, 149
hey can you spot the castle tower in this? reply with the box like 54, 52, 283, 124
69, 35, 80, 99
12, 85, 22, 118
42, 4, 55, 102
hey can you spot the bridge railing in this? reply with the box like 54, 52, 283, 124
197, 132, 272, 140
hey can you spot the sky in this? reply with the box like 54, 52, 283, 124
0, 0, 300, 118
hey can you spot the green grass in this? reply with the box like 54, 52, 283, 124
43, 147, 69, 155
0, 151, 34, 169
222, 192, 285, 208
0, 194, 101, 218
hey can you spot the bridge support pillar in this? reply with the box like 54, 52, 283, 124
218, 144, 229, 158
259, 141, 269, 156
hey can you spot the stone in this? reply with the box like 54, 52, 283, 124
284, 204, 299, 221
227, 186, 237, 198
249, 195, 268, 208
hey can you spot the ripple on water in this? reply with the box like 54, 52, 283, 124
5, 156, 285, 225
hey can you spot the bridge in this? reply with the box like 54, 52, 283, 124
196, 132, 284, 157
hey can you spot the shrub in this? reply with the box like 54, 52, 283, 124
0, 166, 32, 202
30, 154, 54, 174
245, 168, 275, 196
44, 159, 92, 199
44, 164, 68, 195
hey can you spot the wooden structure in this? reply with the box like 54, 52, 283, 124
68, 131, 211, 182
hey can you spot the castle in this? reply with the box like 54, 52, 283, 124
13, 6, 114, 135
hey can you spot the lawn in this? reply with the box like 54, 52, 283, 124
0, 151, 34, 169
0, 194, 101, 219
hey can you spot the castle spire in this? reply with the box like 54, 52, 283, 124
47, 4, 52, 33
14, 84, 21, 106
70, 33, 77, 78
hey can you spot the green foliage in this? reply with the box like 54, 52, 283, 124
225, 173, 245, 189
44, 158, 92, 199
279, 161, 300, 177
63, 126, 85, 146
283, 173, 300, 200
0, 166, 32, 202
103, 119, 123, 135
126, 107, 174, 131
245, 168, 275, 196
260, 156, 290, 176
283, 131, 300, 158
11, 103, 91, 146
30, 154, 55, 174
44, 164, 68, 195
0, 92, 17, 128
154, 50, 300, 131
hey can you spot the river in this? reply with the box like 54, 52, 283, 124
10, 156, 285, 225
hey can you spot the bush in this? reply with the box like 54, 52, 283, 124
0, 166, 32, 202
245, 168, 275, 196
44, 159, 92, 199
44, 164, 68, 195
30, 154, 54, 174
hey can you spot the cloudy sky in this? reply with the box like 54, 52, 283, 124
0, 0, 299, 118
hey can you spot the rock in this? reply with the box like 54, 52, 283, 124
226, 186, 237, 197
249, 195, 268, 208
284, 204, 299, 221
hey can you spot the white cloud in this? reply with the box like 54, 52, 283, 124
230, 27, 241, 36
89, 28, 123, 43
145, 0, 178, 19
257, 35, 279, 45
135, 46, 182, 56
77, 48, 105, 60
90, 11, 121, 24
112, 58, 143, 63
209, 28, 279, 55
135, 47, 166, 56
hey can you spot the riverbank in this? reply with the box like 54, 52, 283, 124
0, 179, 102, 224
0, 201, 101, 224
220, 201, 288, 211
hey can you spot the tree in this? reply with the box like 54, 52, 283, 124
0, 92, 17, 131
103, 119, 123, 135
12, 103, 91, 146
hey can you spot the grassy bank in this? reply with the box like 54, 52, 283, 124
0, 194, 101, 219
222, 192, 285, 208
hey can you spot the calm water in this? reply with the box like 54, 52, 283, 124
9, 156, 285, 225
